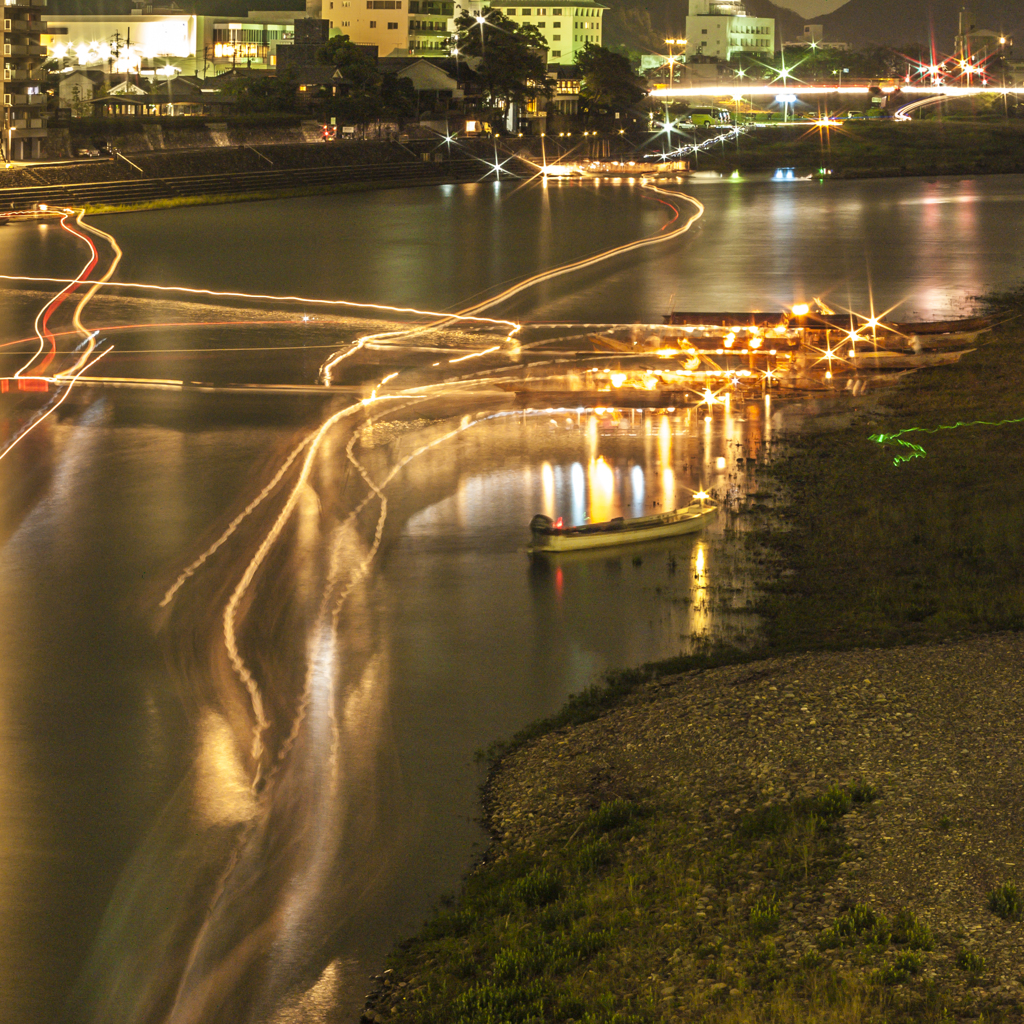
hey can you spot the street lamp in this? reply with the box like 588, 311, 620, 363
665, 38, 686, 87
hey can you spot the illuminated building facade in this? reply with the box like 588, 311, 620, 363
486, 2, 606, 65
41, 9, 299, 77
307, 0, 454, 59
3, 0, 49, 161
684, 0, 773, 61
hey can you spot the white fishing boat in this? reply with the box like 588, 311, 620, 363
528, 499, 717, 553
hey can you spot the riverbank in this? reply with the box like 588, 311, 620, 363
368, 638, 1024, 1023
3, 121, 1024, 214
362, 312, 1024, 1022
77, 176, 450, 215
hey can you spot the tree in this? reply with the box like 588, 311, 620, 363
231, 70, 298, 113
317, 35, 417, 127
575, 42, 648, 112
316, 34, 381, 93
453, 7, 551, 115
381, 72, 417, 122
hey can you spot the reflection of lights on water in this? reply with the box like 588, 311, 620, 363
541, 461, 555, 518
195, 710, 256, 827
589, 455, 616, 524
661, 467, 676, 509
570, 461, 586, 526
691, 539, 709, 635
658, 414, 672, 470
630, 464, 645, 517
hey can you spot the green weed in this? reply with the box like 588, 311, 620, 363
749, 894, 781, 935
876, 950, 923, 985
956, 948, 986, 975
988, 881, 1023, 921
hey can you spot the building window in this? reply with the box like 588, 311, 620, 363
552, 20, 559, 26
388, 20, 397, 27
537, 20, 544, 26
552, 33, 559, 40
551, 49, 560, 56
370, 19, 376, 27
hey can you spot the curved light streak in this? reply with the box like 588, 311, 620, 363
451, 183, 705, 319
56, 211, 125, 376
0, 272, 522, 332
17, 210, 99, 377
0, 348, 112, 461
219, 400, 372, 784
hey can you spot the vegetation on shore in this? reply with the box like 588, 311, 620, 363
692, 121, 1024, 178
79, 177, 442, 216
366, 298, 1024, 1022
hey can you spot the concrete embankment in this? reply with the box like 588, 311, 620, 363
0, 134, 624, 211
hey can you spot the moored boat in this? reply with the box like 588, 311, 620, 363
528, 500, 717, 553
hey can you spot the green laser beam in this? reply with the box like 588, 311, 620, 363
869, 416, 1024, 466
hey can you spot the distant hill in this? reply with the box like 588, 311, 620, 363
767, 0, 1023, 48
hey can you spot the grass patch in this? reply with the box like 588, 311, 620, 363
988, 881, 1023, 922
956, 948, 986, 976
373, 787, 957, 1023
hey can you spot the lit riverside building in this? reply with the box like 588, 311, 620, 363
3, 0, 49, 161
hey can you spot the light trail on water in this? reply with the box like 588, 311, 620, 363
8, 185, 707, 1023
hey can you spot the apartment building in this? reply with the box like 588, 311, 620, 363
684, 0, 773, 61
3, 0, 49, 161
488, 2, 605, 65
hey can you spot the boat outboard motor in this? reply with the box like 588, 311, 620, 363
530, 514, 554, 533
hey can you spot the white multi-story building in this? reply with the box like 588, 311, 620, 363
685, 0, 773, 61
489, 2, 605, 65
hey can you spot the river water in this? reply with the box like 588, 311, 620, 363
0, 173, 1022, 1024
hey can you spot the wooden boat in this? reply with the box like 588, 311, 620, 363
528, 500, 717, 553
497, 385, 695, 409
847, 349, 973, 370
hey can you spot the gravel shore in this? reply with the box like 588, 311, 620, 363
485, 635, 1024, 1011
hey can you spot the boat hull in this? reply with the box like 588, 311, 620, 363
529, 503, 717, 552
